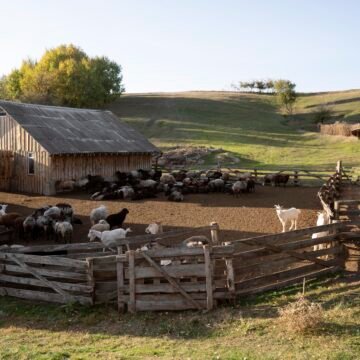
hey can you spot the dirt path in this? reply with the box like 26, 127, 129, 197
0, 186, 321, 245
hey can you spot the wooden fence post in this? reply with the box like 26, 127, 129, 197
117, 247, 125, 314
86, 258, 95, 305
294, 170, 299, 186
210, 222, 220, 245
254, 169, 258, 182
128, 250, 136, 313
225, 258, 235, 296
203, 245, 214, 311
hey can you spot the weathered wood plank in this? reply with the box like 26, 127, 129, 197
128, 251, 136, 313
0, 274, 93, 293
140, 252, 203, 310
0, 286, 92, 305
2, 264, 88, 281
0, 252, 87, 269
204, 245, 213, 310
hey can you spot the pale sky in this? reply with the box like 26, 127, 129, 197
1, 0, 359, 93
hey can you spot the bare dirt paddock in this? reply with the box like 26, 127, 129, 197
0, 186, 322, 245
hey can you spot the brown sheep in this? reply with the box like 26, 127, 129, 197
0, 213, 22, 228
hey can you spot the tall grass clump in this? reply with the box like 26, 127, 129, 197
277, 295, 324, 334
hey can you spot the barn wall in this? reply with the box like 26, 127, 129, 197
0, 115, 51, 194
50, 153, 152, 184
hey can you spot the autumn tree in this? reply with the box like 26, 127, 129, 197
1, 44, 124, 108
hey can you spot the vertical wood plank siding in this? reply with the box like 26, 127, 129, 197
0, 115, 51, 194
1, 115, 153, 194
50, 154, 152, 182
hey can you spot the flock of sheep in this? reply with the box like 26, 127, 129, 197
0, 203, 209, 253
55, 168, 281, 203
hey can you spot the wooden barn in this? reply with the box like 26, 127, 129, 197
0, 100, 159, 195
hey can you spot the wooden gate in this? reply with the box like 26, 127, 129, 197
0, 151, 13, 191
116, 245, 234, 312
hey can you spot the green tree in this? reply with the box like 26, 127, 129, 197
314, 104, 333, 124
255, 80, 265, 93
1, 44, 124, 108
273, 80, 297, 115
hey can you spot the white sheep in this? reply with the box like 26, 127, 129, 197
54, 221, 73, 243
44, 206, 61, 219
312, 211, 330, 252
90, 205, 108, 225
119, 186, 135, 199
0, 204, 8, 216
160, 174, 176, 184
88, 220, 111, 241
274, 205, 301, 232
139, 179, 157, 188
88, 228, 132, 252
232, 180, 247, 196
145, 222, 163, 235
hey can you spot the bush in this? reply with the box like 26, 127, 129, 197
277, 296, 324, 333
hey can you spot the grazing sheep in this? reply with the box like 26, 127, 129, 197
88, 228, 132, 251
145, 222, 163, 235
55, 203, 74, 219
208, 178, 225, 192
22, 215, 37, 240
139, 179, 157, 189
106, 208, 129, 229
0, 213, 22, 228
263, 174, 276, 186
88, 220, 111, 241
246, 178, 256, 193
160, 174, 176, 185
274, 174, 290, 187
275, 205, 301, 232
232, 180, 247, 197
32, 206, 51, 218
90, 205, 109, 225
312, 212, 330, 252
167, 190, 184, 202
55, 180, 76, 192
36, 216, 54, 239
119, 186, 135, 199
54, 221, 73, 243
0, 204, 8, 216
44, 206, 61, 219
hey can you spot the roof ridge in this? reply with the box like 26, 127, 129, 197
0, 99, 110, 113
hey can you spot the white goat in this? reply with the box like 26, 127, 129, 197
274, 205, 301, 232
88, 220, 111, 241
145, 222, 163, 235
0, 204, 8, 216
90, 205, 108, 225
88, 228, 132, 252
312, 211, 330, 252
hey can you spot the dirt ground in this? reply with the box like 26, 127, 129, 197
0, 186, 322, 245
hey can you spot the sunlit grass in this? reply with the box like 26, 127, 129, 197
110, 90, 360, 170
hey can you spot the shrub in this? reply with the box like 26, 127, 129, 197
277, 295, 324, 334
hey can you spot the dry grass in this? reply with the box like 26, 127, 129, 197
278, 295, 324, 334
320, 121, 360, 137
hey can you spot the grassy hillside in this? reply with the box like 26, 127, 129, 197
109, 90, 360, 170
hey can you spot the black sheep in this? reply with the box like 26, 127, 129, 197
106, 208, 129, 229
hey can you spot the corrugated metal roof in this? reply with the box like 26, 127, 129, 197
0, 100, 159, 155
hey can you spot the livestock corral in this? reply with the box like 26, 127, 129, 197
0, 161, 359, 313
